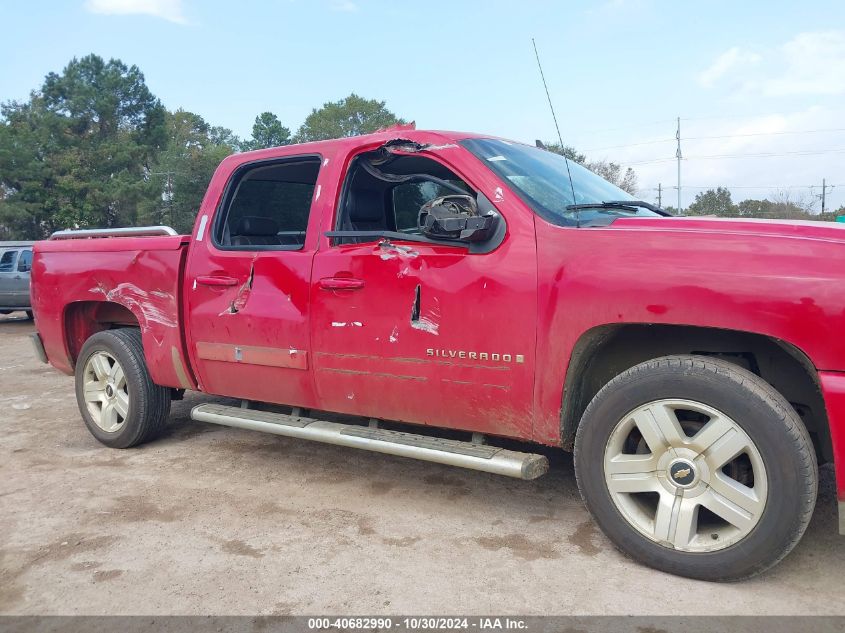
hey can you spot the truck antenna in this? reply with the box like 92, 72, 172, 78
532, 38, 577, 204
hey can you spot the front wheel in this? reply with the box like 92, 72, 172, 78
75, 328, 170, 448
574, 355, 817, 581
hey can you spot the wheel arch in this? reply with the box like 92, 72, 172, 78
62, 299, 194, 390
63, 300, 140, 366
560, 323, 831, 464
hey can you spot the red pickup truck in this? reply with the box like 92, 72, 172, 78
30, 128, 845, 581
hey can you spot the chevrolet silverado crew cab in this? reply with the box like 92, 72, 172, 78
30, 127, 845, 581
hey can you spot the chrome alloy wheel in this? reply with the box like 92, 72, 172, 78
603, 399, 768, 552
82, 350, 130, 433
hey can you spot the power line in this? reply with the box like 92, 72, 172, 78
583, 138, 674, 152
680, 106, 845, 123
674, 184, 845, 190
628, 147, 845, 166
685, 127, 845, 141
567, 107, 845, 143
581, 127, 845, 153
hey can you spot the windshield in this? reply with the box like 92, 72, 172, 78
461, 138, 661, 226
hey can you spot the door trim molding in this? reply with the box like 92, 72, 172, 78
196, 342, 308, 370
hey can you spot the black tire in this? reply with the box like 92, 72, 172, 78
25, 310, 33, 320
75, 328, 170, 448
574, 355, 817, 581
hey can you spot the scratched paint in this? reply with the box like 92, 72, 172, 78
379, 242, 419, 261
89, 282, 177, 329
332, 321, 363, 327
411, 317, 439, 335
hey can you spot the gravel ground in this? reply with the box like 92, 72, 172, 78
1, 313, 843, 615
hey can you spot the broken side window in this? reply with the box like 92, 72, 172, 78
336, 153, 472, 242
392, 181, 467, 234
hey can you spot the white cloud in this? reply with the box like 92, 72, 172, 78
697, 31, 845, 96
84, 0, 187, 24
764, 30, 845, 96
698, 47, 761, 88
330, 0, 359, 12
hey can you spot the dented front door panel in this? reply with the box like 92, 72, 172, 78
310, 225, 538, 440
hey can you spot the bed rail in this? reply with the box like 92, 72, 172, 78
49, 226, 178, 240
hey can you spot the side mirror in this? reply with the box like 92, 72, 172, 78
418, 195, 499, 243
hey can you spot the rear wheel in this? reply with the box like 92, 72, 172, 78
574, 355, 817, 581
75, 328, 170, 448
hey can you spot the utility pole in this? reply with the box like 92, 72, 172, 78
657, 183, 662, 208
815, 179, 832, 216
676, 117, 682, 213
822, 178, 827, 215
150, 170, 179, 226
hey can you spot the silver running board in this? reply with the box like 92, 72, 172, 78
191, 403, 548, 480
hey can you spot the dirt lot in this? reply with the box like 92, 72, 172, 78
1, 313, 843, 615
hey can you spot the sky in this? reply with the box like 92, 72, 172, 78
2, 0, 845, 210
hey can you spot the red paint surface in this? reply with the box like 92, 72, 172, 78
819, 372, 845, 500
30, 129, 845, 500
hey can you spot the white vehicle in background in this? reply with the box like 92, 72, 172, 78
0, 241, 35, 319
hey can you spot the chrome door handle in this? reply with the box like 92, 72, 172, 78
319, 277, 365, 290
196, 275, 239, 287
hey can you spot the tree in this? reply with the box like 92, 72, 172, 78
295, 93, 405, 142
539, 142, 586, 163
0, 54, 166, 237
737, 197, 811, 220
587, 160, 638, 195
687, 187, 736, 216
138, 109, 237, 233
241, 111, 290, 151
542, 142, 638, 195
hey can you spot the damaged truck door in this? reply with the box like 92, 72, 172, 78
183, 155, 324, 406
310, 147, 538, 437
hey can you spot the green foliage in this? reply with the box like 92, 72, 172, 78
0, 54, 166, 238
684, 188, 828, 220
240, 112, 290, 151
541, 142, 586, 163
0, 58, 411, 238
295, 93, 405, 142
736, 197, 813, 219
139, 109, 236, 233
687, 187, 736, 216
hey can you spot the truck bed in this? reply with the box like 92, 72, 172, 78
32, 233, 195, 390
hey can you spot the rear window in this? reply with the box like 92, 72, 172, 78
214, 157, 321, 250
0, 250, 17, 272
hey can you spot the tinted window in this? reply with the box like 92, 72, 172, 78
461, 138, 658, 227
216, 158, 321, 250
0, 250, 17, 272
17, 250, 32, 272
